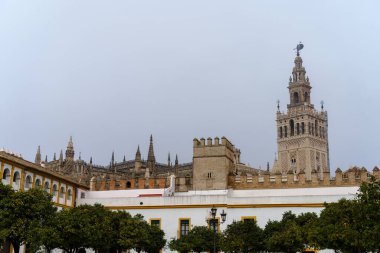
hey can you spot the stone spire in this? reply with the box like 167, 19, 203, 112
135, 146, 142, 172
65, 136, 75, 161
59, 150, 63, 163
123, 155, 126, 162
147, 135, 156, 165
168, 153, 171, 166
174, 154, 179, 176
111, 151, 115, 166
45, 155, 48, 163
35, 146, 41, 164
53, 153, 56, 161
135, 146, 141, 161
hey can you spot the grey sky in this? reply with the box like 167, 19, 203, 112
1, 1, 379, 171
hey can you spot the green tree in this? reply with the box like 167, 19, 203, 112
318, 178, 380, 253
54, 204, 115, 253
118, 214, 150, 253
144, 224, 166, 253
169, 226, 217, 253
264, 211, 317, 253
221, 220, 264, 253
0, 183, 57, 253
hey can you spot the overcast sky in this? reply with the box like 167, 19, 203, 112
1, 1, 379, 171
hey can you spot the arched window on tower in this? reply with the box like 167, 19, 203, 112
308, 122, 311, 135
279, 127, 283, 138
296, 123, 300, 135
301, 122, 305, 134
290, 120, 295, 136
304, 92, 309, 103
315, 120, 318, 137
284, 126, 288, 137
293, 92, 299, 104
311, 123, 314, 136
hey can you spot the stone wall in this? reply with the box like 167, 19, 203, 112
229, 166, 380, 189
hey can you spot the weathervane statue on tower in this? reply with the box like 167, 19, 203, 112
295, 42, 304, 56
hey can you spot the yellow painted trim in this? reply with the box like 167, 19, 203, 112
178, 218, 191, 238
41, 176, 45, 190
106, 203, 324, 210
71, 187, 76, 207
207, 217, 221, 232
241, 216, 257, 221
149, 218, 162, 228
57, 182, 61, 204
54, 202, 73, 209
50, 180, 54, 195
65, 185, 68, 205
32, 173, 36, 189
0, 162, 3, 180
0, 155, 88, 189
9, 242, 13, 253
9, 165, 15, 189
20, 169, 25, 192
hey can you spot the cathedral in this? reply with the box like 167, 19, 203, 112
32, 49, 376, 192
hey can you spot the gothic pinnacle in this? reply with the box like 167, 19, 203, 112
35, 146, 41, 164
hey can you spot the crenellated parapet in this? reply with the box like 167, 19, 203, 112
229, 167, 380, 189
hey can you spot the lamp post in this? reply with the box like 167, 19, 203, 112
209, 207, 227, 253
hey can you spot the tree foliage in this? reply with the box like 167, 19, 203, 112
221, 220, 264, 253
0, 183, 57, 253
318, 178, 380, 253
169, 226, 217, 253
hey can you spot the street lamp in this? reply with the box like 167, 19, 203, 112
208, 207, 227, 253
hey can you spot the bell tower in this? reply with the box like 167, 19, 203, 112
274, 44, 330, 179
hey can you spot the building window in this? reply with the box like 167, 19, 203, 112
81, 192, 85, 198
150, 219, 161, 228
241, 216, 257, 223
2, 168, 11, 184
67, 189, 72, 201
25, 175, 32, 189
52, 184, 58, 196
126, 181, 131, 188
179, 219, 190, 237
13, 171, 21, 186
35, 178, 41, 188
44, 181, 50, 192
290, 120, 295, 136
208, 218, 220, 232
60, 186, 65, 198
207, 172, 212, 179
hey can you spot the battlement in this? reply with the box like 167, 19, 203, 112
193, 136, 234, 150
229, 166, 380, 189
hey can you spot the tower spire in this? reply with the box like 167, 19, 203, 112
65, 136, 75, 161
147, 135, 156, 169
168, 153, 171, 166
135, 145, 141, 161
35, 146, 41, 164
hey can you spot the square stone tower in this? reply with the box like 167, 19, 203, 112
192, 137, 238, 190
274, 49, 330, 180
